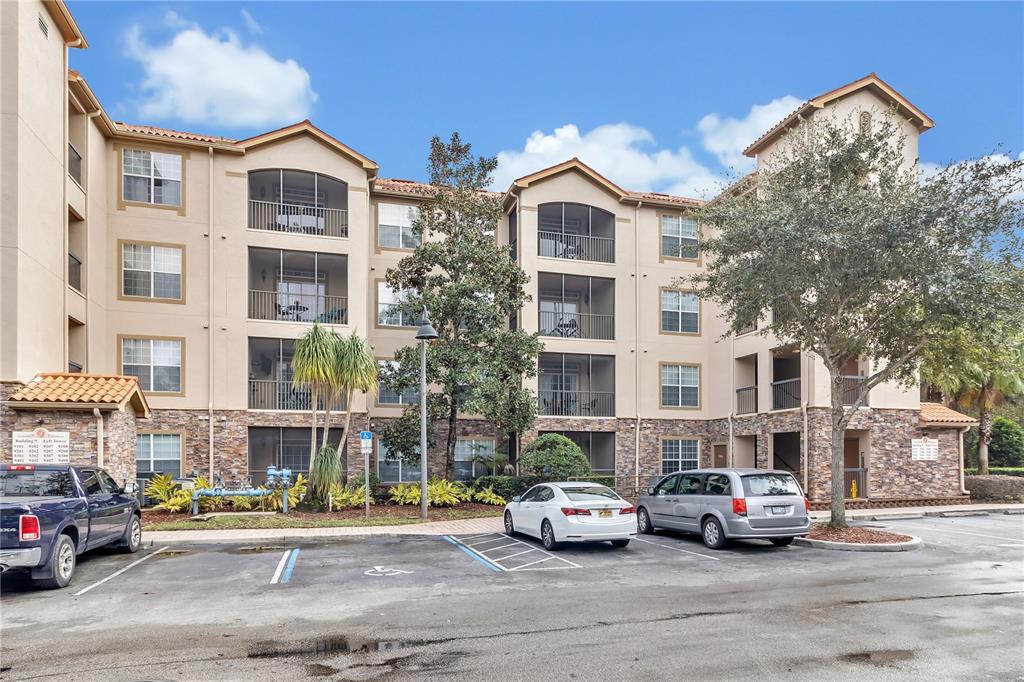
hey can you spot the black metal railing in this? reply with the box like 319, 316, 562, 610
248, 200, 348, 238
771, 378, 801, 410
538, 389, 614, 417
538, 310, 614, 340
736, 386, 757, 415
248, 290, 347, 324
248, 379, 337, 411
68, 252, 83, 292
844, 467, 867, 499
68, 142, 82, 184
841, 375, 868, 406
538, 231, 614, 264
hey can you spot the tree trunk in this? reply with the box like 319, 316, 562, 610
445, 399, 458, 481
321, 398, 333, 450
828, 370, 848, 529
308, 385, 319, 477
336, 388, 356, 474
978, 406, 992, 476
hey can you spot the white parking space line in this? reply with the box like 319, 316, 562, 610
511, 556, 553, 570
448, 533, 582, 571
468, 537, 513, 548
72, 546, 170, 597
634, 538, 721, 561
888, 522, 1023, 543
269, 549, 292, 584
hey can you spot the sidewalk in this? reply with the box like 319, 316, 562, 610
145, 515, 505, 544
809, 502, 1024, 522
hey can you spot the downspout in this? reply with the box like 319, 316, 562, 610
61, 42, 69, 371
958, 426, 969, 494
801, 350, 810, 493
93, 408, 104, 468
633, 201, 642, 492
729, 332, 736, 466
207, 147, 215, 480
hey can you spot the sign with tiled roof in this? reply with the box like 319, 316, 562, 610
6, 373, 150, 418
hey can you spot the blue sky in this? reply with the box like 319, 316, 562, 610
68, 1, 1023, 197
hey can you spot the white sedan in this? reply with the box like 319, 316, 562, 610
503, 482, 637, 550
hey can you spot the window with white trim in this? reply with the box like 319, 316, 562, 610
377, 282, 417, 326
377, 360, 418, 405
136, 433, 182, 479
122, 149, 182, 206
661, 290, 699, 333
454, 439, 496, 481
122, 338, 182, 393
378, 203, 421, 249
662, 438, 699, 473
122, 243, 182, 300
660, 215, 699, 259
661, 364, 699, 408
377, 443, 420, 483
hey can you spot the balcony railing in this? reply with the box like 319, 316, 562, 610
771, 377, 801, 410
248, 200, 348, 238
538, 231, 614, 264
68, 142, 82, 185
844, 467, 867, 499
539, 311, 614, 340
249, 379, 339, 411
68, 361, 83, 373
68, 252, 83, 292
841, 375, 868, 406
248, 290, 347, 324
538, 389, 614, 417
736, 386, 757, 415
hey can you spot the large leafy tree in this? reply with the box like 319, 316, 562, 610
692, 111, 1024, 527
381, 133, 542, 479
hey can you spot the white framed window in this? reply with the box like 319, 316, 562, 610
661, 290, 699, 334
662, 438, 699, 473
377, 443, 420, 483
660, 215, 699, 259
377, 360, 418, 405
122, 243, 183, 300
377, 282, 417, 327
122, 149, 182, 207
136, 433, 183, 479
454, 439, 496, 481
122, 337, 182, 393
378, 203, 421, 249
661, 364, 699, 408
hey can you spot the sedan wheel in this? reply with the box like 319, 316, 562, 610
702, 517, 728, 550
541, 520, 560, 551
637, 508, 654, 534
504, 511, 516, 537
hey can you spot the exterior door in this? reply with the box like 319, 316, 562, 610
713, 444, 728, 468
672, 473, 705, 531
844, 439, 864, 498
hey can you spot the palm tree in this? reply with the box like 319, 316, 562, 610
332, 333, 379, 467
291, 323, 339, 477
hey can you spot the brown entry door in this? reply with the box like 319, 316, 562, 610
714, 444, 728, 468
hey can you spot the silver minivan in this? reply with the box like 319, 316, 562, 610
635, 468, 811, 549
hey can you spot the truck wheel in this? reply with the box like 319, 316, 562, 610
119, 515, 142, 553
36, 534, 76, 589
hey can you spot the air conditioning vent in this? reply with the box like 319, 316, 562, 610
38, 13, 49, 38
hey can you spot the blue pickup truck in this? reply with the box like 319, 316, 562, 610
0, 464, 142, 589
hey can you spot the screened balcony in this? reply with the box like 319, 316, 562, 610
248, 337, 339, 411
771, 347, 801, 410
248, 247, 348, 324
248, 169, 348, 238
539, 431, 615, 475
538, 353, 615, 417
538, 273, 614, 340
840, 358, 869, 406
538, 202, 615, 264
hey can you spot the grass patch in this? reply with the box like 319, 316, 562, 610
143, 507, 501, 531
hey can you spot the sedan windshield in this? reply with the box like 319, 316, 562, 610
741, 474, 801, 497
0, 470, 75, 497
557, 485, 620, 501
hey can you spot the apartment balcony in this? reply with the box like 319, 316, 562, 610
736, 386, 757, 415
248, 247, 348, 324
540, 431, 615, 475
68, 252, 83, 292
248, 200, 348, 238
537, 202, 615, 264
249, 290, 348, 324
841, 375, 868, 406
67, 142, 83, 185
771, 378, 801, 410
249, 379, 330, 411
538, 273, 615, 340
248, 169, 349, 238
538, 353, 615, 417
538, 390, 615, 417
538, 231, 615, 264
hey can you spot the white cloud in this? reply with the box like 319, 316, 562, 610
921, 151, 1024, 202
124, 15, 316, 129
240, 9, 264, 35
696, 96, 803, 172
492, 123, 724, 199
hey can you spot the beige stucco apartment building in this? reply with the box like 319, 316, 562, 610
1, 0, 977, 504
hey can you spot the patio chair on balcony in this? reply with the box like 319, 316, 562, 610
555, 318, 580, 337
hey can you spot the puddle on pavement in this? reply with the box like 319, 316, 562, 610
151, 549, 190, 559
232, 545, 287, 554
248, 634, 415, 659
840, 649, 915, 665
305, 663, 339, 677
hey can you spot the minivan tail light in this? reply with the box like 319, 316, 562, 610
19, 515, 41, 542
561, 507, 591, 516
732, 498, 747, 516
804, 497, 811, 512
619, 506, 636, 515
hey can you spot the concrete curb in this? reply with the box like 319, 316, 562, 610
864, 512, 925, 521
936, 510, 991, 518
793, 536, 922, 552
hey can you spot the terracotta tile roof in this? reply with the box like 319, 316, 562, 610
7, 373, 150, 417
920, 402, 977, 426
373, 178, 503, 198
115, 122, 236, 144
630, 191, 704, 207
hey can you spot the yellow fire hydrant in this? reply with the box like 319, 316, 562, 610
850, 479, 858, 499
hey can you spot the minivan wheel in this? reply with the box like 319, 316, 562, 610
637, 508, 654, 534
701, 517, 728, 550
541, 520, 560, 551
770, 537, 794, 547
504, 511, 517, 537
36, 534, 76, 589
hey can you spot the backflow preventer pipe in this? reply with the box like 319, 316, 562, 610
191, 466, 292, 515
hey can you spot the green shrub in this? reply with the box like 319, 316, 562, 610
473, 486, 506, 506
264, 474, 307, 512
327, 483, 375, 510
518, 434, 591, 480
427, 479, 461, 507
453, 482, 475, 503
472, 475, 542, 500
143, 473, 177, 505
966, 467, 1024, 477
990, 417, 1024, 467
388, 482, 421, 505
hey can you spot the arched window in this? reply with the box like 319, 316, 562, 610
859, 111, 872, 134
248, 169, 349, 237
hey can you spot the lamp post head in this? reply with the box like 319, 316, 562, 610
415, 307, 439, 341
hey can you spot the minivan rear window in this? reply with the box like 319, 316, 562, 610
557, 485, 620, 501
0, 470, 75, 497
741, 474, 801, 497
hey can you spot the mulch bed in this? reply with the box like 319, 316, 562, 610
809, 523, 912, 544
141, 503, 501, 524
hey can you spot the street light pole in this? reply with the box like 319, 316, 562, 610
415, 308, 438, 521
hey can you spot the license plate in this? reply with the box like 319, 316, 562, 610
770, 506, 788, 514
599, 509, 612, 518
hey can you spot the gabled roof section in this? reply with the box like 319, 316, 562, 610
43, 1, 87, 47
7, 373, 151, 418
237, 120, 379, 175
743, 73, 934, 158
116, 123, 235, 145
372, 178, 502, 200
510, 158, 630, 200
920, 402, 978, 428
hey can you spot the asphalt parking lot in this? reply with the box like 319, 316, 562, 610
1, 513, 1022, 680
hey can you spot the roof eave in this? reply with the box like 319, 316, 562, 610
44, 0, 88, 47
